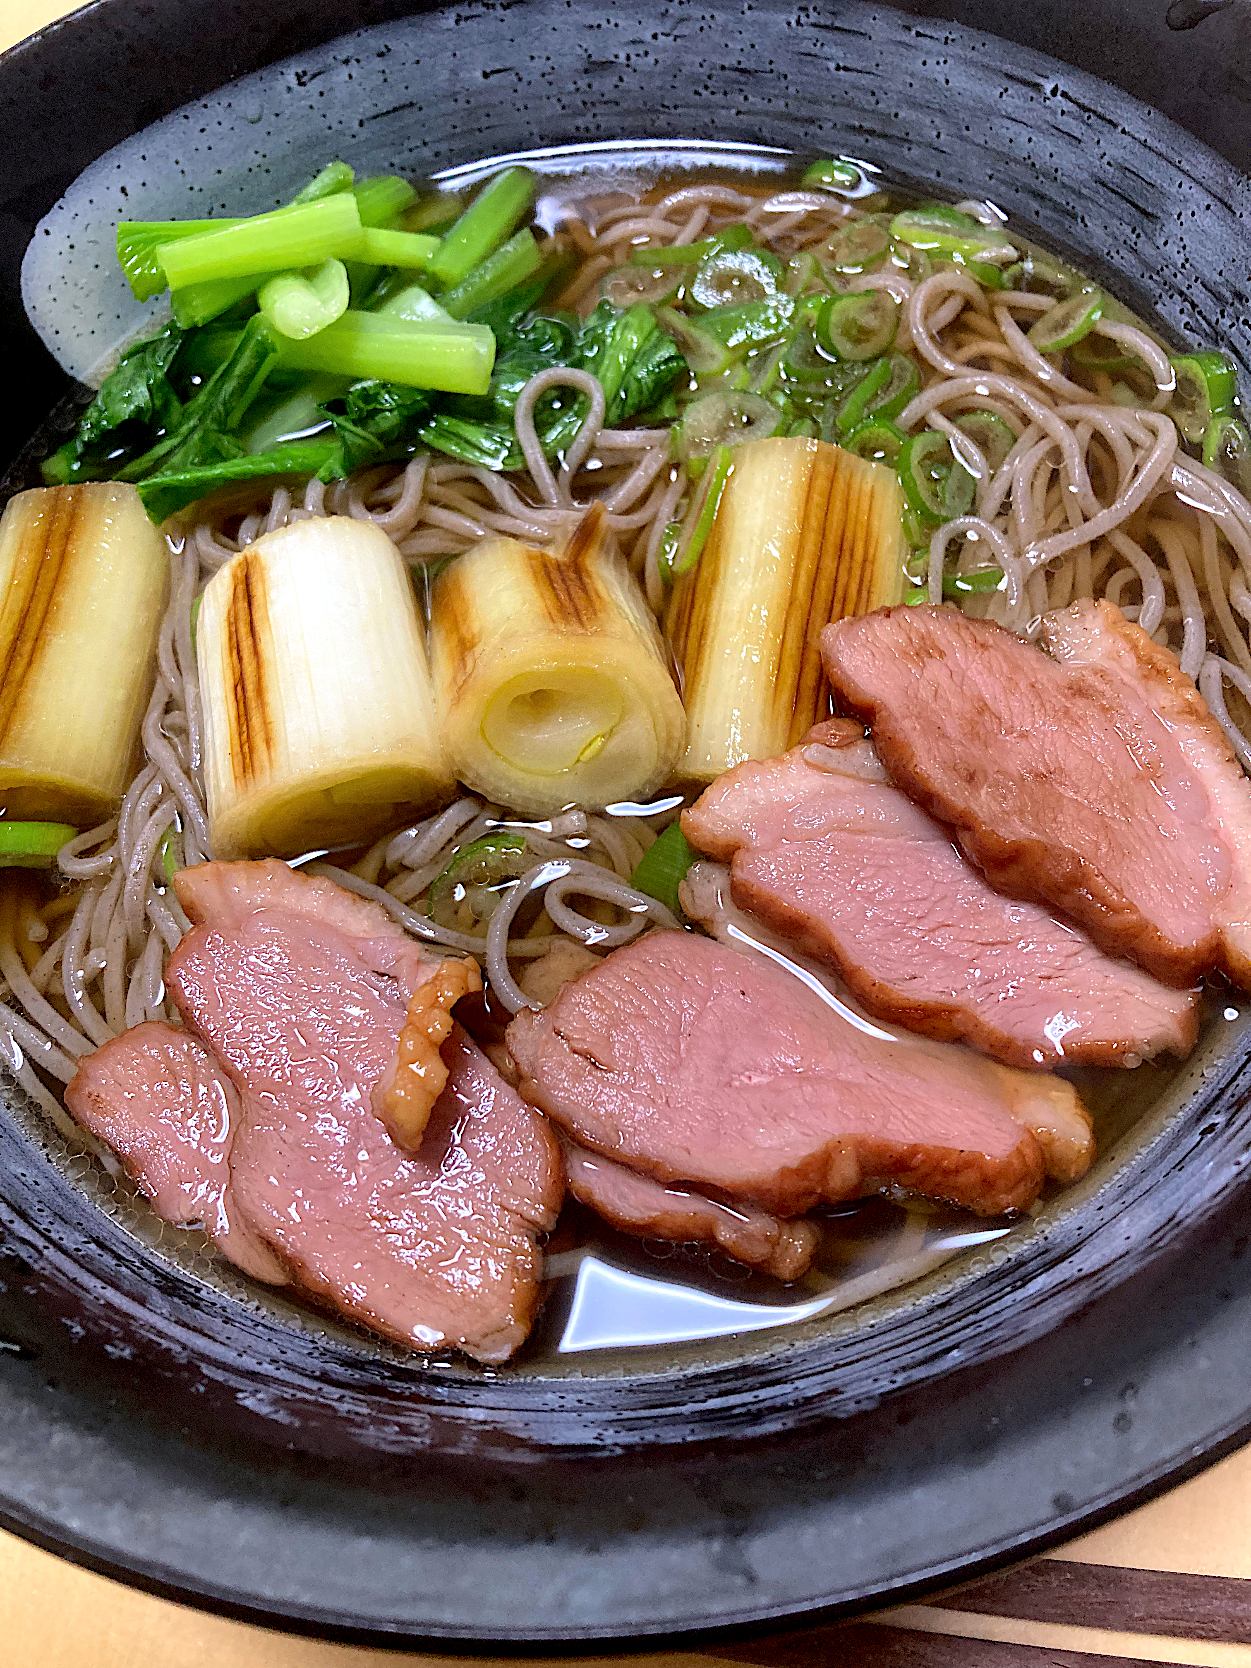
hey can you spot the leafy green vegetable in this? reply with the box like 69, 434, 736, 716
136, 438, 338, 523
43, 322, 186, 485
317, 380, 435, 477
118, 315, 282, 480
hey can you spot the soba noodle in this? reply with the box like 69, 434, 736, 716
8, 172, 1251, 1096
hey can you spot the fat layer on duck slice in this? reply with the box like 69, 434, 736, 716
822, 601, 1251, 988
507, 930, 1094, 1218
681, 718, 1200, 1070
562, 1137, 819, 1280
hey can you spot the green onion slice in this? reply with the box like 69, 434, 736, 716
1203, 415, 1251, 497
1169, 352, 1236, 445
898, 429, 976, 526
902, 586, 929, 606
427, 833, 531, 933
801, 159, 864, 194
679, 391, 783, 460
654, 306, 733, 374
955, 410, 1019, 473
690, 246, 783, 310
842, 417, 907, 465
944, 567, 1004, 597
1003, 253, 1079, 300
629, 824, 698, 917
665, 446, 734, 578
833, 353, 922, 436
0, 822, 78, 869
697, 294, 795, 351
823, 219, 892, 276
818, 290, 899, 362
890, 206, 1016, 267
1026, 286, 1105, 353
157, 828, 184, 882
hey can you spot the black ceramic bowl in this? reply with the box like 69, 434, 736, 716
4, 0, 1251, 1648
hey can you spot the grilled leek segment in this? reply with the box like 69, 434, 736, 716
197, 516, 453, 858
665, 436, 906, 780
0, 483, 168, 822
428, 505, 686, 815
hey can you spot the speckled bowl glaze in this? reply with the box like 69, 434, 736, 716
4, 0, 1251, 1647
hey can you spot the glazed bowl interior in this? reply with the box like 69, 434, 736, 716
3, 0, 1251, 1647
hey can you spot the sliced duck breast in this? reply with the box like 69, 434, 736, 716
562, 1138, 820, 1280
508, 930, 1094, 1219
67, 862, 563, 1362
175, 858, 477, 1148
822, 601, 1251, 987
65, 1021, 286, 1284
682, 718, 1200, 1070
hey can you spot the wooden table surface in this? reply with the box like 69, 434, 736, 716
4, 3, 1251, 1663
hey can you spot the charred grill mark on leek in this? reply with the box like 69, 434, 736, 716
666, 438, 906, 779
0, 488, 86, 747
224, 551, 275, 791
781, 445, 840, 748
529, 505, 610, 634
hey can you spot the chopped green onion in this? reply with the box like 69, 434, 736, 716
1169, 352, 1236, 444
665, 446, 734, 578
818, 290, 899, 361
697, 294, 795, 352
628, 224, 754, 269
157, 827, 184, 881
1203, 415, 1251, 497
427, 833, 532, 933
356, 228, 440, 268
902, 586, 928, 606
278, 312, 495, 394
158, 194, 364, 289
0, 822, 78, 869
955, 410, 1018, 472
1069, 334, 1140, 372
678, 393, 782, 462
898, 429, 976, 525
690, 246, 783, 310
438, 228, 542, 319
427, 166, 536, 287
944, 567, 1004, 596
823, 219, 892, 276
655, 307, 733, 374
846, 352, 919, 427
890, 205, 1016, 268
1026, 286, 1105, 353
843, 417, 907, 465
629, 823, 698, 917
1003, 253, 1078, 300
802, 159, 864, 194
258, 258, 350, 340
